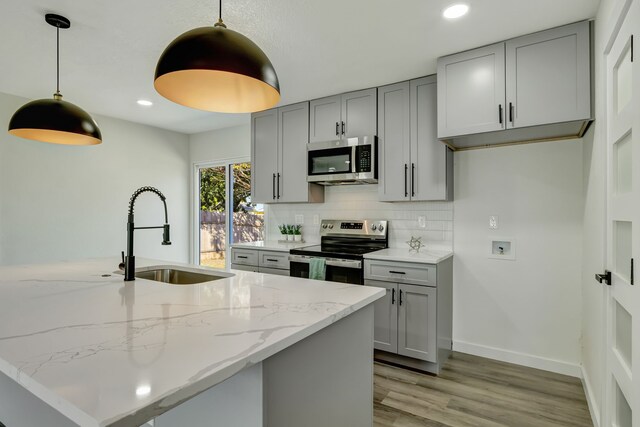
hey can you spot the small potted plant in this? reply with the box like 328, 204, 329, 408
278, 224, 287, 241
293, 224, 302, 242
286, 225, 295, 241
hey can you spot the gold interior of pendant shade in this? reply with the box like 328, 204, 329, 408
154, 69, 281, 113
9, 128, 102, 146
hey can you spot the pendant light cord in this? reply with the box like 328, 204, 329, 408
214, 0, 227, 28
56, 26, 60, 95
219, 0, 222, 21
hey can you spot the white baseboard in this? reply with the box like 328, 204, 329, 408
581, 365, 601, 427
453, 340, 582, 378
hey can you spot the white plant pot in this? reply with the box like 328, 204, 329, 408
294, 235, 302, 242
281, 234, 287, 241
287, 235, 294, 241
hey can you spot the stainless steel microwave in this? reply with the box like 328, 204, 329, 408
307, 136, 377, 185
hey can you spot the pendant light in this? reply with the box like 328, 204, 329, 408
8, 14, 102, 146
154, 0, 280, 113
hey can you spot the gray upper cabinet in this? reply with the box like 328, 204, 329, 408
278, 103, 312, 203
437, 21, 592, 148
398, 284, 437, 363
309, 89, 377, 143
378, 76, 452, 202
378, 81, 411, 201
505, 21, 591, 129
342, 88, 378, 138
251, 102, 324, 204
309, 95, 341, 143
251, 109, 278, 203
437, 43, 506, 139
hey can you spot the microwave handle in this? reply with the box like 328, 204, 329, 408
351, 146, 357, 173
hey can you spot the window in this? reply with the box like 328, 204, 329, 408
195, 160, 263, 268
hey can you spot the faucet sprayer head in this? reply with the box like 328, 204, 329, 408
162, 224, 172, 245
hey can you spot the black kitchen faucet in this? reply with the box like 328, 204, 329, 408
124, 186, 171, 281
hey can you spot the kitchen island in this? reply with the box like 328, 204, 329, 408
0, 258, 384, 427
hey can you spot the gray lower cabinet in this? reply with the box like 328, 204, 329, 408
437, 20, 592, 148
378, 76, 452, 202
309, 88, 377, 143
231, 248, 291, 276
251, 102, 324, 204
364, 257, 452, 374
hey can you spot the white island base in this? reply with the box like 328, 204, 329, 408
0, 305, 374, 427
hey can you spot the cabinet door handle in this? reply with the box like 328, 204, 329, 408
509, 102, 514, 124
272, 173, 276, 200
336, 121, 339, 136
411, 163, 415, 197
399, 289, 403, 306
341, 121, 345, 135
498, 104, 503, 124
391, 288, 396, 305
389, 270, 406, 275
277, 173, 281, 199
404, 164, 408, 197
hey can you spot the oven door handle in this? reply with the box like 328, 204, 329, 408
288, 255, 362, 269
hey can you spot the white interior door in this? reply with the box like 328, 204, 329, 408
604, 2, 639, 426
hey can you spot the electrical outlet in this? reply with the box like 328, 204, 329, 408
489, 215, 499, 230
295, 214, 304, 225
313, 215, 319, 225
418, 216, 426, 228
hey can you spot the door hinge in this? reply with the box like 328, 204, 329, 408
595, 270, 611, 286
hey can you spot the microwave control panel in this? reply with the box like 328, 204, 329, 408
355, 145, 372, 173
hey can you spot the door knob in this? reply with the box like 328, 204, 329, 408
595, 270, 611, 286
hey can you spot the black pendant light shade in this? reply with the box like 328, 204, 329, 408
8, 13, 102, 146
8, 97, 102, 146
154, 4, 280, 113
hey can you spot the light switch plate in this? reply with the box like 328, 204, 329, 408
295, 214, 304, 225
418, 216, 426, 228
489, 215, 499, 229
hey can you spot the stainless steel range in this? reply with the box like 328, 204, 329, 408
289, 219, 388, 284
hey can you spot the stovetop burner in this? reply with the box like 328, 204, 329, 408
290, 219, 388, 260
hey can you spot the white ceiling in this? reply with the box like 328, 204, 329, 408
0, 0, 600, 135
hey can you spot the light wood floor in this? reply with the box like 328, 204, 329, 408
374, 352, 593, 427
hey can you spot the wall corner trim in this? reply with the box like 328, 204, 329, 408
581, 365, 601, 427
452, 340, 582, 378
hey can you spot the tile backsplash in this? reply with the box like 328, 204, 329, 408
265, 185, 453, 250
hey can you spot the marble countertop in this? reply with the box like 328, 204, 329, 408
364, 248, 453, 264
231, 240, 313, 252
0, 258, 383, 426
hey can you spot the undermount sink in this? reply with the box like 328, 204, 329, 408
134, 267, 232, 285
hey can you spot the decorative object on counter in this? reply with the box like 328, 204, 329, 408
8, 14, 102, 146
154, 0, 280, 113
406, 236, 425, 253
124, 187, 172, 281
293, 224, 303, 242
278, 224, 287, 240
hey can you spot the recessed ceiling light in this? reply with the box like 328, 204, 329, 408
443, 4, 469, 19
135, 384, 151, 397
137, 99, 153, 107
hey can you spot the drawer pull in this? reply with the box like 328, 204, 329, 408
389, 270, 406, 275
237, 256, 248, 259
266, 258, 278, 262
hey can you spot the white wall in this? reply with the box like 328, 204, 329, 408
266, 186, 453, 250
0, 92, 190, 266
189, 124, 250, 165
453, 140, 584, 376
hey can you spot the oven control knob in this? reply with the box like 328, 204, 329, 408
328, 224, 334, 229
378, 225, 384, 232
322, 224, 328, 229
371, 224, 377, 231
